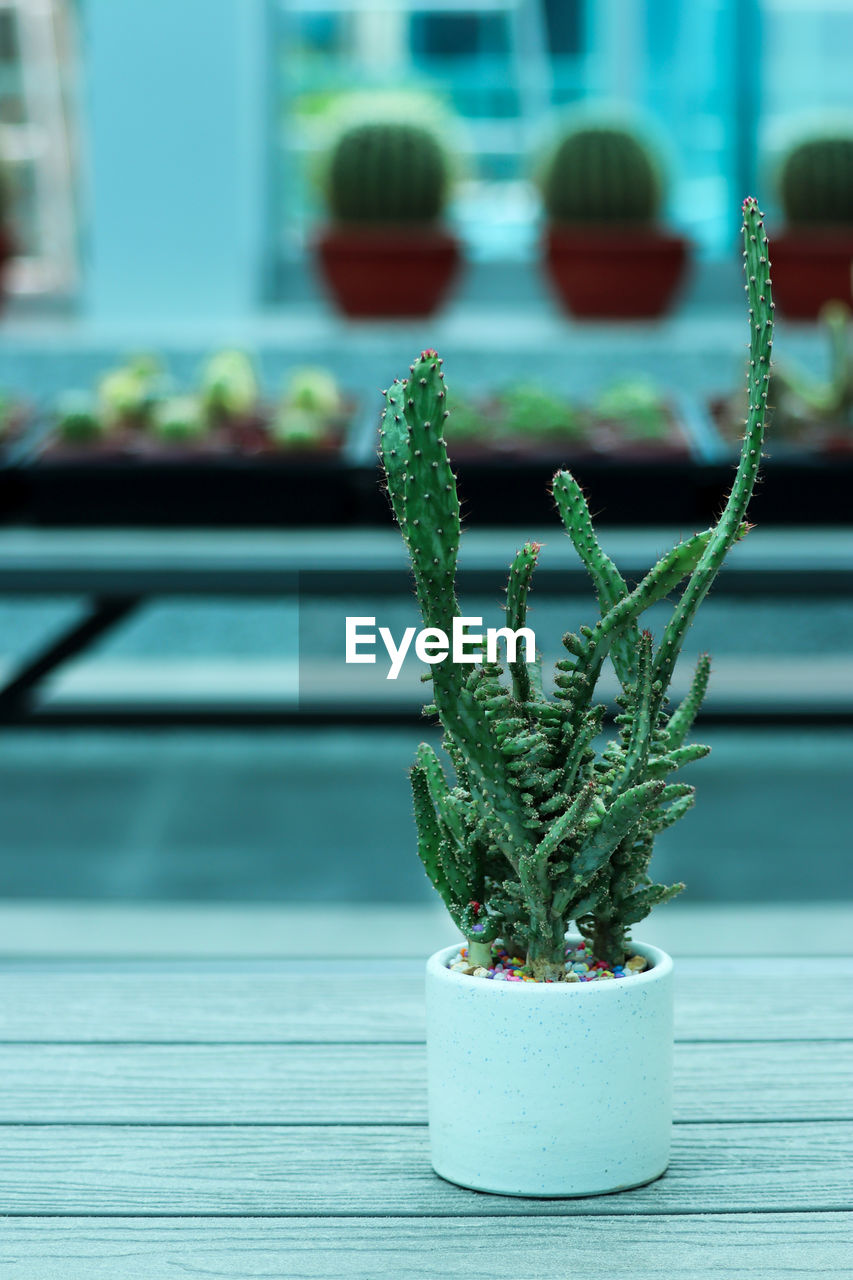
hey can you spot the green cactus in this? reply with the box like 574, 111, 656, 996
271, 406, 329, 449
442, 390, 489, 442
541, 126, 662, 225
379, 199, 773, 978
594, 378, 670, 440
151, 396, 208, 444
271, 367, 344, 449
0, 390, 12, 439
200, 350, 259, 421
283, 367, 343, 420
500, 384, 585, 441
98, 356, 164, 428
443, 386, 586, 445
326, 121, 450, 224
779, 135, 853, 227
55, 390, 105, 443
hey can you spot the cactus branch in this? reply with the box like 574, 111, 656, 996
667, 654, 712, 748
652, 198, 773, 702
505, 542, 540, 703
552, 471, 638, 685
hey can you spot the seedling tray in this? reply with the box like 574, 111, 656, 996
7, 397, 851, 528
15, 403, 366, 527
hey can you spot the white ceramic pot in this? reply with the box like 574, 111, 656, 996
425, 937, 673, 1197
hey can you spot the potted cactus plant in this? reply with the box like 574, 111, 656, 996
771, 132, 853, 318
0, 161, 15, 307
539, 123, 689, 318
315, 118, 460, 317
377, 198, 772, 1196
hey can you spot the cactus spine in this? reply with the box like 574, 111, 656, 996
327, 122, 449, 225
380, 200, 773, 977
542, 126, 661, 225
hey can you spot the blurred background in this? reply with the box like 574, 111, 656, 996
0, 0, 849, 908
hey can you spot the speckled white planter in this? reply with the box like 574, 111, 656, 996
425, 937, 673, 1197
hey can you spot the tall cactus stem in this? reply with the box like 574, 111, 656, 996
651, 197, 772, 705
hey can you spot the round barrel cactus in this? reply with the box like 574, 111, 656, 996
326, 121, 450, 225
542, 126, 661, 225
779, 136, 853, 227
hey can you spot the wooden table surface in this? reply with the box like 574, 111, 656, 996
1, 902, 851, 1278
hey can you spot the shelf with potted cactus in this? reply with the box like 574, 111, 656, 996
375, 198, 771, 1196
22, 352, 360, 526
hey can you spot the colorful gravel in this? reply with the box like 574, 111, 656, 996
448, 940, 649, 982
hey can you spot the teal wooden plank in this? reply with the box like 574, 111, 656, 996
0, 1122, 849, 1215
0, 1041, 849, 1124
1, 1215, 851, 1280
0, 959, 850, 1043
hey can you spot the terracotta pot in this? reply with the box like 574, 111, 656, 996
315, 226, 461, 318
543, 226, 689, 319
426, 936, 674, 1197
769, 230, 853, 319
0, 225, 15, 306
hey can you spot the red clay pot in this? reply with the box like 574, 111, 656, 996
0, 225, 15, 306
316, 226, 461, 318
543, 226, 689, 319
769, 231, 853, 319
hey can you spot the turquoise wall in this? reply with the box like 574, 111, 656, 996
84, 0, 266, 320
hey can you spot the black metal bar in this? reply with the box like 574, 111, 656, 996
0, 596, 141, 721
0, 565, 848, 598
4, 704, 851, 730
